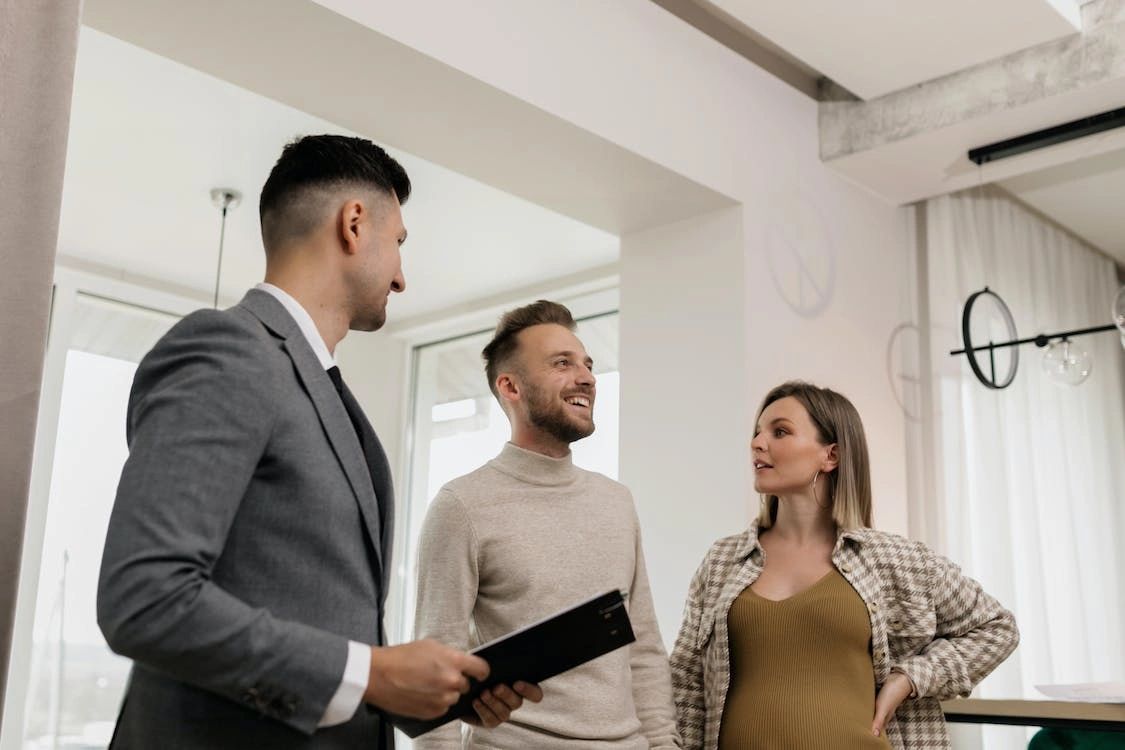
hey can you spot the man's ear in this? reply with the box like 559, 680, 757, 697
338, 198, 365, 256
496, 372, 520, 408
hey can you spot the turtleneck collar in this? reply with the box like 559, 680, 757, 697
490, 441, 581, 487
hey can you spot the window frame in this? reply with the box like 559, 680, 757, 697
1, 264, 206, 749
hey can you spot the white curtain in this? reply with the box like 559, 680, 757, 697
920, 186, 1125, 746
0, 0, 82, 732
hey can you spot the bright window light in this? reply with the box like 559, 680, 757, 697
431, 398, 477, 423
1046, 0, 1082, 30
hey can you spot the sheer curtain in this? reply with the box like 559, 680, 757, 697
919, 186, 1125, 744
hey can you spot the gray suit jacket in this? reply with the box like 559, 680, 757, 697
98, 289, 395, 749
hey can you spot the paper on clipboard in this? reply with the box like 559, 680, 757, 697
1035, 682, 1125, 703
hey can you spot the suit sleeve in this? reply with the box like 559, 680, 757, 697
410, 487, 480, 750
97, 310, 351, 735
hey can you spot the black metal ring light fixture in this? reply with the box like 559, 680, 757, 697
951, 287, 1119, 389
955, 287, 1019, 389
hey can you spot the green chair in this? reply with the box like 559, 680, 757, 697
1029, 728, 1125, 749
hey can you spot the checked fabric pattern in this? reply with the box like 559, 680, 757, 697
669, 521, 1019, 749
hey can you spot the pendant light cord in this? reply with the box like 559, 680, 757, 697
213, 203, 228, 309
210, 188, 240, 308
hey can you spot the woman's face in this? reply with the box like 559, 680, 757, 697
750, 396, 833, 496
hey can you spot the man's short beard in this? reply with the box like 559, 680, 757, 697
352, 307, 387, 332
525, 381, 594, 444
349, 295, 388, 332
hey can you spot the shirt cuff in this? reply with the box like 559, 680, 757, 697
318, 640, 370, 727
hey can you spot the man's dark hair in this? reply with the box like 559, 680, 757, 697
259, 134, 411, 253
482, 300, 577, 399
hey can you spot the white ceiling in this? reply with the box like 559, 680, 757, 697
1000, 145, 1125, 265
58, 28, 619, 322
702, 0, 1082, 99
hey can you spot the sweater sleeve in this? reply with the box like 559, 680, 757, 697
412, 487, 480, 750
626, 503, 683, 748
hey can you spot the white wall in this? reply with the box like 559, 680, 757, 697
619, 207, 750, 643
316, 0, 912, 639
741, 139, 914, 536
338, 333, 409, 481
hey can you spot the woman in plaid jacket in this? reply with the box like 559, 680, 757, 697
669, 381, 1018, 750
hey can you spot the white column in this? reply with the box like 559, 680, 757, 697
618, 206, 750, 646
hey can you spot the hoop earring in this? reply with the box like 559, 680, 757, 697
812, 469, 829, 509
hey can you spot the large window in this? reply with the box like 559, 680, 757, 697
394, 310, 620, 644
3, 275, 192, 750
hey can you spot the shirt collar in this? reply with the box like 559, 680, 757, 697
255, 282, 335, 370
735, 515, 870, 560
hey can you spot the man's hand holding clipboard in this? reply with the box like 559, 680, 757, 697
387, 590, 635, 738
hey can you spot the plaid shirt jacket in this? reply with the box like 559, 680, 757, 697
669, 521, 1019, 749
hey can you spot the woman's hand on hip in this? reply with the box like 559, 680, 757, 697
872, 671, 914, 738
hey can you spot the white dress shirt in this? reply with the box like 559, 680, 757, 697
255, 283, 372, 727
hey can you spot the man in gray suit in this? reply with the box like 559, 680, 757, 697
97, 135, 540, 749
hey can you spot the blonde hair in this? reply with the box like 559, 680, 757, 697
756, 381, 873, 531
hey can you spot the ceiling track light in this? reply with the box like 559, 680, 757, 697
967, 106, 1125, 165
950, 286, 1125, 389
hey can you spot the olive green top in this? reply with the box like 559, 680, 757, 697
718, 568, 891, 749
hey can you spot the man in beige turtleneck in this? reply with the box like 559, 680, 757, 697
412, 300, 680, 750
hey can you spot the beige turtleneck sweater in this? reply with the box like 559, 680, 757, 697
412, 442, 680, 749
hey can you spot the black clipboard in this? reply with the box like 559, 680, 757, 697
388, 589, 635, 738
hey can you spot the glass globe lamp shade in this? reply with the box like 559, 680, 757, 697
1041, 339, 1092, 386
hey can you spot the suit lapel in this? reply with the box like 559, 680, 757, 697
239, 290, 385, 580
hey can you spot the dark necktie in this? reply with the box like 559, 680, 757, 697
327, 364, 386, 520
326, 365, 369, 452
328, 364, 357, 427
327, 366, 389, 654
